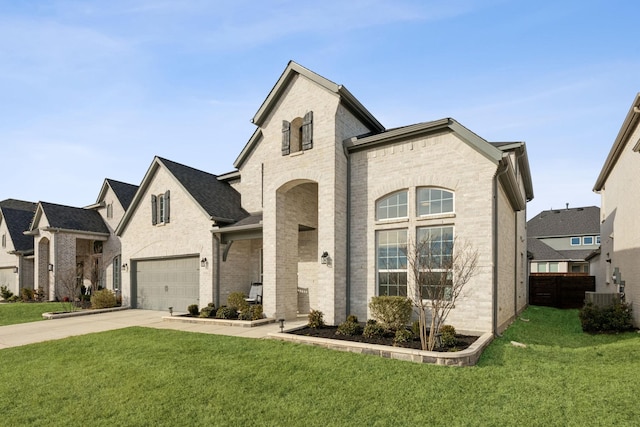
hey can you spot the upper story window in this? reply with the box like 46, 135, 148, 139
1, 233, 5, 248
570, 237, 581, 246
583, 236, 594, 245
596, 235, 601, 244
151, 190, 170, 225
376, 191, 408, 221
417, 188, 454, 216
282, 111, 313, 155
106, 202, 113, 219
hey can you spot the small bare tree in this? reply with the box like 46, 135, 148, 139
89, 257, 102, 294
58, 269, 82, 313
405, 232, 479, 351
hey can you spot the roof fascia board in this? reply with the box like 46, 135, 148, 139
344, 118, 452, 151
594, 93, 640, 192
337, 86, 384, 132
115, 158, 162, 236
498, 155, 526, 211
217, 170, 241, 182
42, 227, 109, 239
116, 157, 216, 235
252, 61, 339, 127
345, 119, 503, 164
233, 129, 262, 169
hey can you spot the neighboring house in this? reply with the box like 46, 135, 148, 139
0, 199, 37, 296
116, 157, 248, 312
87, 179, 138, 295
117, 61, 534, 335
527, 206, 600, 274
593, 92, 640, 324
25, 178, 137, 301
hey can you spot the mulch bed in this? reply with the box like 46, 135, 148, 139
288, 325, 479, 352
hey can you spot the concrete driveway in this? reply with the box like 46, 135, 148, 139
0, 309, 307, 350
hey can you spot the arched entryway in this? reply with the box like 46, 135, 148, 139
273, 180, 318, 319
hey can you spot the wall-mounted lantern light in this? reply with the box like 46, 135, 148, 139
13, 266, 18, 274
201, 258, 208, 267
122, 263, 128, 271
48, 264, 54, 272
320, 251, 329, 265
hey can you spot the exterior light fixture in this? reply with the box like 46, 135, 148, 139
48, 264, 54, 272
320, 251, 329, 265
122, 263, 128, 271
13, 266, 18, 274
201, 258, 207, 267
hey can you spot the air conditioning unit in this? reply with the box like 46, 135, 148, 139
584, 292, 621, 308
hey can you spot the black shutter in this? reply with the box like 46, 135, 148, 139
281, 120, 291, 156
164, 190, 170, 223
302, 111, 313, 151
151, 195, 157, 225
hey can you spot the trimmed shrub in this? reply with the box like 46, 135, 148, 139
368, 296, 412, 331
440, 324, 457, 347
363, 320, 385, 339
1, 285, 13, 300
579, 301, 634, 333
187, 304, 199, 316
239, 304, 264, 321
308, 309, 325, 328
216, 306, 238, 319
346, 314, 359, 323
227, 292, 250, 313
393, 328, 413, 345
21, 288, 34, 302
336, 319, 363, 336
199, 305, 216, 318
90, 289, 117, 309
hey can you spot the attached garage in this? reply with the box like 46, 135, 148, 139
132, 256, 199, 311
0, 267, 16, 295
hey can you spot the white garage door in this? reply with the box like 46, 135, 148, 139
0, 268, 15, 296
133, 256, 199, 312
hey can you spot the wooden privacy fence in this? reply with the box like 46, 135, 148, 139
529, 274, 596, 309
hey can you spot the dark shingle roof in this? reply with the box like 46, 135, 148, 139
40, 202, 109, 234
0, 199, 36, 211
0, 200, 36, 252
106, 179, 138, 210
527, 206, 600, 237
527, 238, 595, 262
158, 157, 248, 223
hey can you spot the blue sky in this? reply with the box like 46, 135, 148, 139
1, 0, 638, 219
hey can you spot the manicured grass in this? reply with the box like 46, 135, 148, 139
1, 306, 639, 426
0, 302, 65, 326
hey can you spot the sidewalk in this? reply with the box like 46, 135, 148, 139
0, 309, 307, 350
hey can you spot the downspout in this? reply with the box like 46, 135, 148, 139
493, 160, 509, 336
514, 149, 526, 318
344, 143, 352, 318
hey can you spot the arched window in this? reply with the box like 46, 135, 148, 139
416, 188, 454, 216
376, 191, 408, 221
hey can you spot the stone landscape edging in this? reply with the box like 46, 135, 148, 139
162, 315, 276, 328
42, 306, 131, 319
268, 328, 494, 366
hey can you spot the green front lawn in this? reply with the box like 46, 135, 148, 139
0, 306, 639, 426
0, 302, 64, 326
